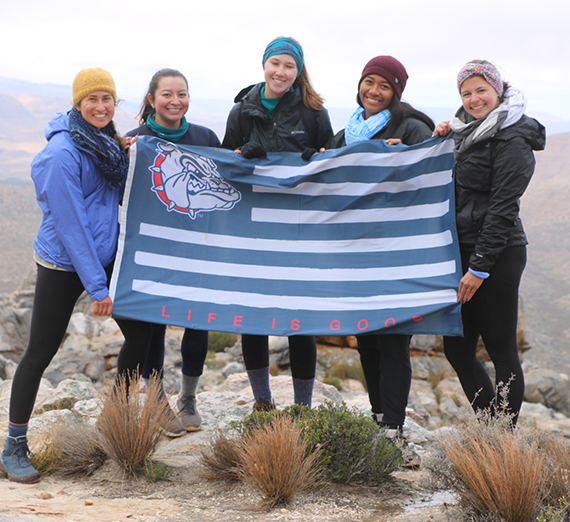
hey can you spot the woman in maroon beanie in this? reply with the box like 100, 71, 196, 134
329, 56, 434, 439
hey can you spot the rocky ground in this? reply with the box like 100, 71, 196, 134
2, 276, 570, 521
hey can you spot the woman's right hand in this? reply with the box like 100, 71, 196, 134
93, 295, 113, 316
433, 121, 451, 136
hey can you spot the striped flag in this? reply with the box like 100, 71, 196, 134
110, 135, 463, 337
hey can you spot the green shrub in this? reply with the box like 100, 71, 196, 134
144, 460, 174, 483
231, 402, 401, 484
322, 377, 342, 391
209, 331, 238, 353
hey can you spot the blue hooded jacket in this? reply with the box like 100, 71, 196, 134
32, 112, 122, 302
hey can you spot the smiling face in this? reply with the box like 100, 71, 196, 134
76, 91, 115, 128
263, 54, 297, 99
359, 74, 394, 119
148, 76, 190, 129
460, 75, 500, 119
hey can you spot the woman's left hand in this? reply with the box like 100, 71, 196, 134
93, 295, 113, 316
125, 135, 139, 156
457, 271, 484, 303
385, 138, 402, 146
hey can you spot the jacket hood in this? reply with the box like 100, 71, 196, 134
45, 111, 71, 142
499, 115, 546, 152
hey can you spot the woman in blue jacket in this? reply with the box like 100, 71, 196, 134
0, 68, 152, 483
126, 68, 220, 436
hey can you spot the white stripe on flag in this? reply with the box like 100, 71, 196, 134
139, 223, 453, 253
134, 251, 456, 281
252, 139, 455, 179
251, 201, 450, 224
252, 170, 452, 195
132, 279, 458, 311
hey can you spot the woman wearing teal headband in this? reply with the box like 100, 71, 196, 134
434, 59, 545, 425
222, 37, 333, 411
126, 69, 220, 437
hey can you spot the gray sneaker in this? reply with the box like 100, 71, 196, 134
177, 396, 202, 432
161, 405, 187, 438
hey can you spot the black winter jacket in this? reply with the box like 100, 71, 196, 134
328, 116, 432, 148
454, 114, 545, 273
222, 83, 333, 152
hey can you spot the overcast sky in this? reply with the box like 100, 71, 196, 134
2, 0, 569, 122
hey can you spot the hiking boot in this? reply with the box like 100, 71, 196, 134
177, 396, 202, 432
0, 436, 40, 484
253, 399, 276, 412
161, 406, 187, 438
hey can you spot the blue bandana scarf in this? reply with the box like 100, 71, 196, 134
262, 37, 304, 77
68, 107, 128, 189
146, 113, 190, 142
344, 107, 391, 145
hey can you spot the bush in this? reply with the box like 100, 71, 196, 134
236, 417, 322, 508
57, 422, 106, 476
199, 430, 242, 481
144, 460, 174, 483
97, 374, 169, 476
209, 331, 238, 353
230, 402, 402, 484
429, 402, 552, 522
325, 359, 366, 390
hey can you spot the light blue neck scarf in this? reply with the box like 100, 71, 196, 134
345, 107, 391, 144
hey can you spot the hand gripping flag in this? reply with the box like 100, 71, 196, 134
110, 135, 463, 337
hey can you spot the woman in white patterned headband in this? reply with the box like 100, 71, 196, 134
434, 59, 546, 425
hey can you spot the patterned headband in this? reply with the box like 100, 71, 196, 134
262, 37, 304, 77
457, 62, 503, 96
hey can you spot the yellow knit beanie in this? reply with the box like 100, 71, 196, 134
72, 67, 117, 106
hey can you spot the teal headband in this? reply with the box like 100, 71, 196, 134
262, 37, 304, 77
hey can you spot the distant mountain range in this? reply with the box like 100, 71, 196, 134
0, 76, 569, 373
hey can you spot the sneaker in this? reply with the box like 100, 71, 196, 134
161, 406, 187, 438
253, 399, 276, 412
0, 436, 40, 484
177, 396, 202, 432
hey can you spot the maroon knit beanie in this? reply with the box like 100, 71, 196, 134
359, 56, 408, 99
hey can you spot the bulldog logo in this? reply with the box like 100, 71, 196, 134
149, 142, 241, 219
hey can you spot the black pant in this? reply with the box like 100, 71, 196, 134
241, 334, 316, 380
357, 333, 412, 428
443, 246, 526, 423
9, 265, 152, 425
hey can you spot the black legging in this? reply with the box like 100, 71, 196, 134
444, 246, 526, 423
357, 333, 412, 428
9, 264, 152, 425
241, 334, 316, 380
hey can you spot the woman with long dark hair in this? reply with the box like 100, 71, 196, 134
222, 37, 333, 411
126, 68, 220, 436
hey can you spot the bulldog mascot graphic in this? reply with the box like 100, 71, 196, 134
150, 142, 241, 219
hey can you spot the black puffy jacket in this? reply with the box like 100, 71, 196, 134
221, 83, 333, 152
454, 115, 545, 273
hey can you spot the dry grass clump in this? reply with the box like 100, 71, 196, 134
235, 416, 322, 509
57, 422, 106, 476
438, 420, 546, 521
199, 430, 242, 481
29, 427, 63, 476
96, 373, 170, 476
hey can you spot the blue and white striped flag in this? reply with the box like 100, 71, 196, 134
110, 135, 463, 336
